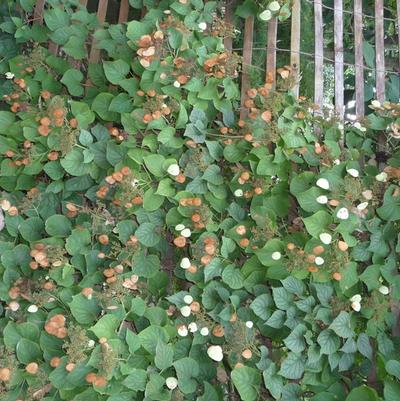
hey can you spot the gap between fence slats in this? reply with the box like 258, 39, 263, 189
314, 0, 323, 113
375, 0, 385, 102
334, 0, 344, 122
397, 0, 400, 69
266, 18, 277, 88
223, 0, 234, 51
240, 16, 254, 120
89, 0, 109, 63
354, 0, 364, 117
33, 0, 45, 24
290, 0, 301, 98
118, 0, 130, 23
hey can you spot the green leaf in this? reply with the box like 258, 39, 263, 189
61, 149, 91, 176
19, 217, 44, 241
132, 251, 160, 278
263, 363, 283, 400
155, 342, 174, 370
284, 324, 307, 353
16, 338, 42, 363
103, 60, 130, 85
61, 69, 84, 96
71, 101, 95, 129
0, 112, 15, 134
92, 92, 118, 121
317, 329, 340, 355
386, 360, 400, 379
303, 210, 332, 237
329, 312, 355, 338
138, 325, 168, 354
90, 315, 120, 339
123, 369, 147, 391
69, 294, 100, 325
231, 366, 261, 401
357, 333, 372, 360
221, 264, 244, 289
143, 154, 165, 177
345, 385, 378, 401
44, 8, 69, 30
126, 20, 152, 42
279, 353, 305, 380
135, 222, 161, 247
384, 379, 400, 401
45, 214, 72, 237
174, 357, 200, 394
65, 228, 91, 255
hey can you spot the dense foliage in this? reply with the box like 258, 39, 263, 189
0, 1, 400, 401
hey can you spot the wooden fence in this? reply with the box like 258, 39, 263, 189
32, 0, 400, 122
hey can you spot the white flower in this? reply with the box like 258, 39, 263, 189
378, 285, 389, 295
163, 9, 171, 14
167, 163, 180, 176
271, 251, 281, 260
315, 257, 324, 265
371, 100, 381, 108
319, 233, 332, 245
316, 178, 330, 190
88, 340, 95, 348
183, 295, 193, 304
200, 327, 209, 336
181, 228, 191, 238
180, 257, 191, 269
173, 81, 181, 88
188, 322, 198, 332
347, 168, 359, 178
198, 22, 207, 31
350, 294, 362, 303
234, 189, 243, 197
316, 195, 328, 204
375, 172, 387, 182
259, 9, 272, 21
268, 1, 281, 11
175, 224, 185, 231
8, 301, 19, 312
27, 305, 38, 313
362, 190, 373, 200
351, 301, 361, 312
166, 377, 178, 390
336, 207, 349, 220
207, 345, 223, 362
131, 179, 139, 187
180, 305, 191, 317
177, 325, 188, 337
333, 159, 341, 165
357, 202, 368, 211
245, 321, 254, 328
5, 72, 14, 79
338, 123, 344, 130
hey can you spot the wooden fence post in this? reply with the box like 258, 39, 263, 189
375, 0, 385, 103
314, 0, 323, 113
266, 18, 277, 88
334, 0, 344, 122
33, 0, 45, 24
354, 0, 364, 117
89, 0, 109, 63
290, 0, 301, 97
223, 0, 234, 52
240, 16, 254, 120
397, 0, 400, 68
118, 0, 130, 23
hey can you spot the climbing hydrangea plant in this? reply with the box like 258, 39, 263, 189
0, 1, 400, 401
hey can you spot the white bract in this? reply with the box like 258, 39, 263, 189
245, 321, 254, 328
177, 325, 188, 337
347, 168, 359, 178
88, 340, 95, 348
180, 306, 191, 317
316, 195, 328, 204
8, 301, 19, 312
351, 301, 361, 312
316, 178, 330, 190
371, 100, 381, 108
315, 257, 324, 266
268, 1, 281, 11
167, 164, 180, 176
319, 233, 332, 245
200, 327, 209, 336
350, 294, 362, 303
336, 207, 349, 220
166, 377, 178, 390
5, 72, 14, 79
27, 305, 38, 313
259, 9, 272, 21
207, 345, 223, 362
188, 322, 198, 333
175, 224, 185, 231
333, 159, 341, 165
198, 22, 207, 31
180, 257, 191, 269
379, 285, 389, 295
234, 189, 243, 197
183, 295, 193, 304
375, 172, 387, 182
181, 228, 191, 238
173, 81, 181, 88
357, 202, 368, 211
271, 251, 281, 260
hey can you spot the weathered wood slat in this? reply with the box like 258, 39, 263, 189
118, 0, 130, 23
80, 0, 89, 6
89, 0, 109, 63
33, 0, 45, 24
375, 0, 385, 102
334, 0, 344, 121
240, 16, 254, 120
290, 0, 301, 97
354, 0, 364, 117
266, 18, 277, 88
223, 0, 234, 52
397, 0, 400, 69
314, 0, 323, 112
